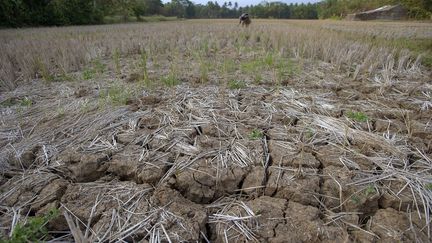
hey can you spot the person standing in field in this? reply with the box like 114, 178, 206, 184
239, 13, 251, 27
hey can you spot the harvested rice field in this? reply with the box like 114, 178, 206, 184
0, 19, 432, 242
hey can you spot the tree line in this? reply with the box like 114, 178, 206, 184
0, 0, 430, 27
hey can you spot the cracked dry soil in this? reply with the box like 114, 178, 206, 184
1, 69, 432, 242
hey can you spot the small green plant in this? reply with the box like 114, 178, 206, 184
139, 50, 148, 79
0, 98, 17, 107
249, 129, 263, 140
346, 111, 368, 122
6, 208, 59, 242
82, 59, 105, 80
222, 59, 237, 74
80, 100, 91, 113
35, 59, 54, 82
56, 107, 65, 118
138, 50, 152, 87
276, 58, 299, 77
254, 209, 263, 215
200, 39, 210, 55
228, 80, 246, 89
305, 128, 315, 138
364, 184, 376, 197
92, 59, 106, 74
253, 73, 262, 85
350, 195, 360, 204
113, 49, 121, 75
82, 69, 94, 80
199, 62, 209, 83
241, 59, 261, 73
161, 74, 180, 87
19, 97, 32, 107
426, 183, 432, 190
99, 85, 132, 106
263, 53, 275, 67
58, 73, 74, 82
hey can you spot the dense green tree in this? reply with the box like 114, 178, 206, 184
132, 0, 163, 19
164, 0, 195, 18
0, 0, 103, 27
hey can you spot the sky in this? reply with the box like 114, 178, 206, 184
162, 0, 322, 7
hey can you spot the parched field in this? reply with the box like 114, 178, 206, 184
0, 19, 432, 242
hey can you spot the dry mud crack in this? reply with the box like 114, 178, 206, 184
1, 77, 432, 242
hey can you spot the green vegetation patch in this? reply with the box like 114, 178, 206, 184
82, 68, 95, 80
82, 59, 106, 80
340, 31, 432, 68
249, 128, 264, 140
364, 184, 376, 197
161, 74, 181, 87
228, 80, 246, 89
378, 37, 432, 68
0, 97, 32, 108
99, 84, 132, 106
4, 208, 59, 243
346, 111, 368, 122
241, 59, 263, 73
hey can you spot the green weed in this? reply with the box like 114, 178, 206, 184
2, 97, 31, 115
263, 53, 275, 67
113, 49, 121, 75
92, 59, 106, 74
4, 208, 59, 243
222, 59, 237, 74
228, 80, 246, 89
139, 51, 148, 77
56, 107, 65, 118
82, 59, 105, 80
241, 59, 262, 73
99, 85, 131, 106
161, 74, 180, 87
199, 61, 210, 83
340, 31, 432, 68
138, 50, 151, 87
364, 184, 376, 197
58, 73, 75, 82
249, 128, 263, 140
82, 69, 95, 80
19, 97, 32, 107
0, 98, 17, 107
305, 128, 315, 138
276, 58, 299, 77
80, 100, 92, 113
346, 111, 368, 122
200, 39, 210, 55
350, 195, 360, 204
253, 73, 262, 85
426, 183, 432, 190
35, 59, 54, 82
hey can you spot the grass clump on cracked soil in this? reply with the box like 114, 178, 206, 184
228, 79, 246, 89
249, 128, 264, 140
0, 19, 431, 242
2, 208, 59, 243
346, 110, 368, 122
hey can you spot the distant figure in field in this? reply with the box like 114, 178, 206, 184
239, 13, 251, 27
